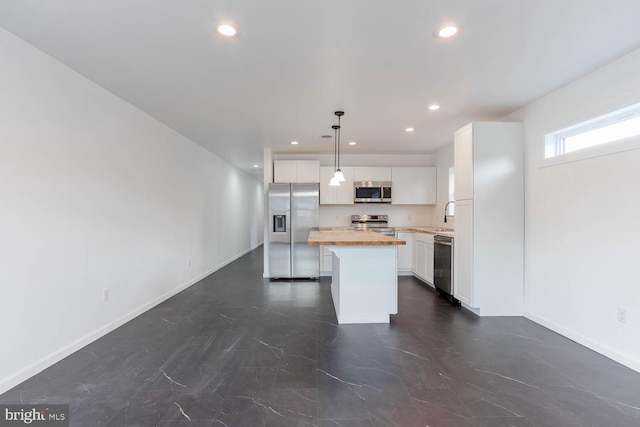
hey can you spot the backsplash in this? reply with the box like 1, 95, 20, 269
319, 204, 434, 227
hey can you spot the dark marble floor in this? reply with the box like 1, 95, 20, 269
3, 246, 640, 426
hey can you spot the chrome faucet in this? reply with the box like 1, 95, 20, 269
444, 201, 455, 223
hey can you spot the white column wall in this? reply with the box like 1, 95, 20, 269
0, 28, 263, 392
505, 48, 640, 371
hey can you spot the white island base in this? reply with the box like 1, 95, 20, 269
326, 245, 398, 324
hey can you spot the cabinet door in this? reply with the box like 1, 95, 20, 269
353, 167, 371, 182
454, 199, 474, 306
274, 160, 297, 183
454, 125, 474, 200
372, 167, 392, 181
296, 160, 320, 183
391, 167, 414, 204
396, 232, 414, 270
425, 243, 434, 284
412, 237, 417, 274
414, 167, 437, 204
319, 167, 336, 204
415, 241, 427, 280
335, 167, 354, 204
321, 246, 333, 272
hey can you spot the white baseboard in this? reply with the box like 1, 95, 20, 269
524, 310, 640, 373
461, 302, 480, 316
414, 275, 435, 289
0, 244, 262, 395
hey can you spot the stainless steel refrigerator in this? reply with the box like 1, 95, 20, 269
268, 183, 319, 279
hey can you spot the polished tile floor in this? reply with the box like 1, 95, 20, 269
2, 247, 640, 426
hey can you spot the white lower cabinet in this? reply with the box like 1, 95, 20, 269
396, 232, 414, 273
320, 246, 333, 274
412, 232, 434, 285
325, 230, 436, 284
415, 240, 427, 279
425, 242, 434, 284
453, 200, 473, 306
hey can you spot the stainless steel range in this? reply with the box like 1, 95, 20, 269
351, 214, 395, 237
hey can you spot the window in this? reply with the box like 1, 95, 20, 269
545, 102, 640, 160
448, 166, 455, 215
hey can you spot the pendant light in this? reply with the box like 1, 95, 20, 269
329, 123, 341, 186
334, 111, 346, 182
328, 111, 346, 186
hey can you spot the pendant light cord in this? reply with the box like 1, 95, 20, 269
333, 126, 338, 172
337, 115, 341, 170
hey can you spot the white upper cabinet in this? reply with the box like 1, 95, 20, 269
413, 167, 437, 204
335, 167, 355, 204
320, 166, 354, 205
353, 167, 392, 182
391, 167, 436, 205
454, 125, 474, 201
273, 160, 320, 183
273, 160, 297, 183
390, 167, 413, 204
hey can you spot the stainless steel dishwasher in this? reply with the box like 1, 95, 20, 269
434, 235, 458, 303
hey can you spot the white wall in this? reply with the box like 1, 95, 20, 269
505, 48, 640, 372
0, 28, 263, 393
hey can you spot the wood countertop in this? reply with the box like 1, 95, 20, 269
308, 230, 406, 246
317, 226, 454, 238
394, 226, 455, 238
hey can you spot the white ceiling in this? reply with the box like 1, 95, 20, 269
2, 1, 640, 179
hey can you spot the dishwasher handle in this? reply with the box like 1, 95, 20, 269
434, 235, 453, 246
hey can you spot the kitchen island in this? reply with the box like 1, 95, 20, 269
308, 230, 405, 324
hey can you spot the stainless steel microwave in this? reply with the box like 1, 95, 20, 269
354, 181, 392, 203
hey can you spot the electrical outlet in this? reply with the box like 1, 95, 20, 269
617, 307, 627, 324
103, 289, 110, 303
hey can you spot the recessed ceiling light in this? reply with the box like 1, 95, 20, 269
405, 127, 415, 133
437, 25, 458, 38
290, 141, 299, 145
428, 104, 440, 111
348, 141, 357, 146
252, 164, 259, 168
217, 24, 237, 37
